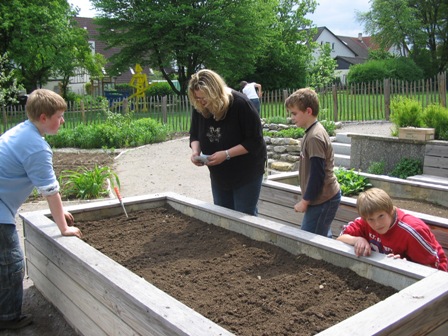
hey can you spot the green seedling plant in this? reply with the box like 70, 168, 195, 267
367, 161, 386, 175
60, 165, 120, 200
389, 158, 422, 179
334, 167, 372, 196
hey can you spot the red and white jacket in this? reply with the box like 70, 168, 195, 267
340, 208, 447, 271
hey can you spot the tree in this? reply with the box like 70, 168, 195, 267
91, 0, 281, 94
0, 52, 24, 107
250, 0, 317, 90
53, 25, 106, 99
357, 0, 448, 77
1, 0, 99, 93
307, 42, 336, 89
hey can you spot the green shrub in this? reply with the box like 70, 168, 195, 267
80, 94, 107, 106
65, 91, 80, 103
145, 82, 174, 97
422, 104, 448, 140
263, 121, 335, 139
320, 119, 336, 136
263, 127, 305, 139
115, 83, 132, 92
265, 116, 289, 124
386, 58, 424, 81
347, 60, 389, 84
390, 97, 424, 132
347, 58, 424, 84
389, 158, 423, 179
60, 165, 120, 200
367, 161, 386, 175
334, 168, 372, 196
47, 111, 167, 149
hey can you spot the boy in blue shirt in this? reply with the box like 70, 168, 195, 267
0, 89, 82, 330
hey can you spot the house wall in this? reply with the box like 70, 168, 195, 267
313, 29, 356, 62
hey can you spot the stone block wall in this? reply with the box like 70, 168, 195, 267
263, 122, 300, 172
349, 134, 426, 172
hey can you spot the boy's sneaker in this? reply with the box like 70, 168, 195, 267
0, 314, 33, 330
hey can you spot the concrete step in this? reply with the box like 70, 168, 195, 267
332, 142, 351, 156
334, 133, 351, 144
334, 153, 350, 169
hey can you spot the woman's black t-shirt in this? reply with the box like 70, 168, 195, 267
189, 90, 266, 189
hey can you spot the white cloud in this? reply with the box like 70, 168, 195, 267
70, 0, 97, 18
306, 0, 371, 37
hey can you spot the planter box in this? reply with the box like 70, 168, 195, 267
260, 172, 448, 255
399, 127, 435, 141
21, 193, 448, 335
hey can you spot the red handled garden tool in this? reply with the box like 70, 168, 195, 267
114, 187, 129, 218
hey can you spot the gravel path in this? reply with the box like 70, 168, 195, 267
335, 120, 394, 137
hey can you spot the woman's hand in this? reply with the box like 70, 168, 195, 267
205, 151, 227, 166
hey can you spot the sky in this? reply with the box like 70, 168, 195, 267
71, 0, 372, 37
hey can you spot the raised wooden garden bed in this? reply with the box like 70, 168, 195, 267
20, 193, 448, 335
260, 172, 448, 255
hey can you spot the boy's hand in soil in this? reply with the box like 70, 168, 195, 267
64, 212, 74, 226
61, 226, 82, 238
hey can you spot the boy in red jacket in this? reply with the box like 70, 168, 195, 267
338, 188, 447, 271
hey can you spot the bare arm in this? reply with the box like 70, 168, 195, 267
254, 83, 262, 98
337, 234, 371, 257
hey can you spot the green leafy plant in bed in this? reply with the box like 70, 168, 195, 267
389, 158, 423, 179
367, 161, 386, 175
334, 167, 372, 196
60, 165, 120, 200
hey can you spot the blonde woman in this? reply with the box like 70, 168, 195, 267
188, 69, 266, 215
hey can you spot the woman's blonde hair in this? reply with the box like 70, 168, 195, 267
26, 89, 67, 121
356, 188, 395, 219
187, 69, 232, 121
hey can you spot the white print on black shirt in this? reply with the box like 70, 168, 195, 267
206, 126, 221, 143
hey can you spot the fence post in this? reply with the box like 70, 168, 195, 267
80, 100, 86, 123
283, 89, 289, 102
332, 85, 338, 122
122, 99, 128, 115
439, 72, 447, 107
384, 79, 390, 120
162, 96, 168, 123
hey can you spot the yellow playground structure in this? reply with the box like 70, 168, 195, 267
128, 64, 149, 111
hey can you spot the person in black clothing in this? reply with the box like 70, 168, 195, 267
188, 69, 266, 216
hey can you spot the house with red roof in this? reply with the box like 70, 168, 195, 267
313, 27, 408, 84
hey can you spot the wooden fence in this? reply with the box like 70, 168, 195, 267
316, 71, 447, 122
1, 72, 447, 134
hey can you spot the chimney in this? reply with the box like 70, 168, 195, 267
358, 33, 363, 41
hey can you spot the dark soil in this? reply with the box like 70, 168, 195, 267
77, 206, 397, 336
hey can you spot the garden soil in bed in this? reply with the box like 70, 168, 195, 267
77, 205, 397, 336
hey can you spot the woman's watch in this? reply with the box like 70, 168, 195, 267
225, 150, 231, 160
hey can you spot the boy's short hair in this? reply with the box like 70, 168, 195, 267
25, 89, 67, 121
285, 88, 319, 116
356, 188, 394, 218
